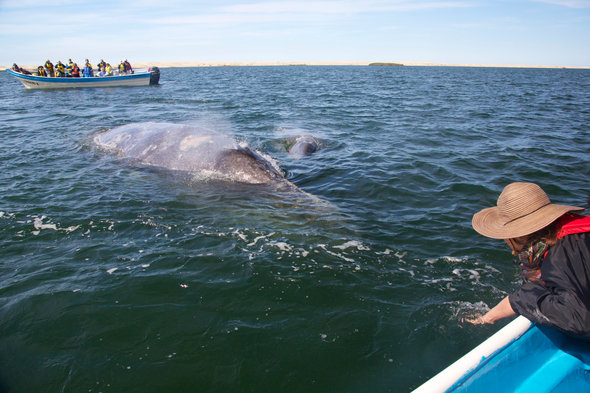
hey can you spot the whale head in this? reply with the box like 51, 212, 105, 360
288, 135, 320, 156
213, 145, 285, 184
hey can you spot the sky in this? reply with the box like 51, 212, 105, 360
1, 0, 589, 67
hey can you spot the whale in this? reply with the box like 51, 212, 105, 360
94, 122, 290, 186
288, 135, 321, 156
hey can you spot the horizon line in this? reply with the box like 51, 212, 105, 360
3, 61, 589, 70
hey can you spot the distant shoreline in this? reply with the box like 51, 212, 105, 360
127, 61, 590, 69
2, 61, 589, 70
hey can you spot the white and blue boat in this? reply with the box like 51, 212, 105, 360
6, 67, 160, 89
413, 316, 590, 392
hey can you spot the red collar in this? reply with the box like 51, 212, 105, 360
557, 214, 590, 239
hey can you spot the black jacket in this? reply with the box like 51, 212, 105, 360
509, 232, 590, 339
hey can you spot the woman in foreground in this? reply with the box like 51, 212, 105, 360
467, 182, 590, 339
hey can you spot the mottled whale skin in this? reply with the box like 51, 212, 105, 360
288, 135, 321, 156
94, 122, 286, 185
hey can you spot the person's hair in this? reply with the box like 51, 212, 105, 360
527, 220, 560, 247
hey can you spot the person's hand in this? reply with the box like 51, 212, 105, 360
463, 296, 515, 326
463, 315, 490, 325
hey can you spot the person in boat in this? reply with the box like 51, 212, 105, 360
37, 66, 47, 77
97, 59, 106, 71
11, 64, 31, 74
45, 60, 55, 77
105, 63, 113, 76
82, 62, 94, 77
123, 59, 133, 74
467, 182, 590, 340
98, 66, 107, 77
118, 61, 126, 74
70, 63, 80, 78
55, 61, 66, 77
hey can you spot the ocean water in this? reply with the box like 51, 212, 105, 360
0, 66, 588, 393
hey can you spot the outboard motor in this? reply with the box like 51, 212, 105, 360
148, 66, 160, 85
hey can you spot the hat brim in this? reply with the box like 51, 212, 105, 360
472, 203, 584, 239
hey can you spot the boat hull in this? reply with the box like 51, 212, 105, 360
412, 316, 590, 392
6, 68, 158, 89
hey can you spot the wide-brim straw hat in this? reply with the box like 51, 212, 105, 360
472, 182, 584, 239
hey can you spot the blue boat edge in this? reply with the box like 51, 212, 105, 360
412, 316, 590, 392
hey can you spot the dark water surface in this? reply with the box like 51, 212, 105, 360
1, 66, 589, 392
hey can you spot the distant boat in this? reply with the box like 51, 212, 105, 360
412, 316, 590, 392
6, 67, 160, 89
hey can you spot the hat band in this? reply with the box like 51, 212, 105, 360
502, 202, 551, 227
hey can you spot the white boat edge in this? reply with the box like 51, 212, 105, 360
5, 67, 160, 89
411, 315, 533, 393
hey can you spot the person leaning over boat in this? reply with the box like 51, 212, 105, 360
466, 182, 590, 339
124, 59, 133, 74
11, 64, 31, 75
45, 60, 54, 77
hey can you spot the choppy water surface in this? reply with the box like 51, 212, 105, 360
1, 66, 589, 392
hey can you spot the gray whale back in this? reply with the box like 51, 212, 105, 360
94, 122, 286, 185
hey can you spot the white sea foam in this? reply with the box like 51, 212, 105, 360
318, 244, 355, 263
398, 267, 415, 277
269, 242, 293, 252
333, 240, 370, 251
29, 215, 83, 235
234, 230, 248, 242
444, 256, 465, 263
425, 256, 467, 265
247, 232, 275, 247
33, 216, 57, 231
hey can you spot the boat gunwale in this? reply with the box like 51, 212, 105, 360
412, 316, 533, 393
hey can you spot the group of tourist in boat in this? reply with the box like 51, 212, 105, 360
10, 59, 134, 78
